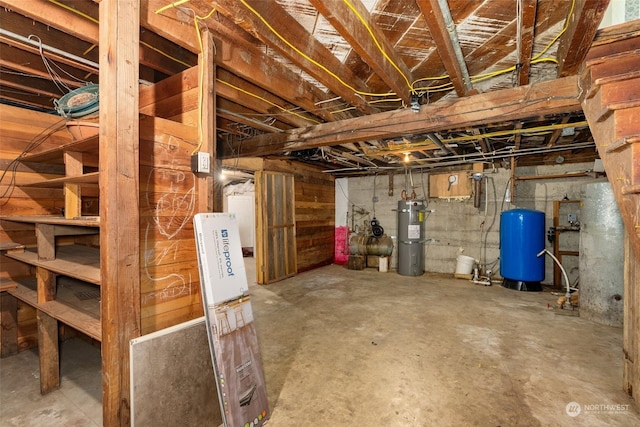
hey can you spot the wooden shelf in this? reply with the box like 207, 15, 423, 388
6, 277, 101, 342
21, 135, 99, 163
0, 241, 25, 252
4, 245, 101, 285
0, 278, 18, 292
22, 172, 99, 188
1, 215, 100, 227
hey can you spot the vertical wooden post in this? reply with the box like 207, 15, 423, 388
99, 0, 140, 425
36, 267, 55, 303
624, 232, 640, 399
64, 151, 83, 219
198, 28, 216, 213
37, 310, 59, 394
35, 224, 55, 261
0, 293, 18, 358
36, 222, 59, 393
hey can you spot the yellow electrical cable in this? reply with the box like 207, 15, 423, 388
369, 97, 402, 104
141, 41, 192, 68
414, 56, 560, 94
49, 0, 98, 24
49, 0, 193, 68
238, 0, 393, 98
154, 0, 191, 15
191, 12, 205, 154
190, 6, 220, 155
342, 0, 415, 94
330, 106, 357, 114
83, 45, 97, 56
391, 120, 589, 150
217, 79, 321, 124
411, 0, 574, 94
532, 0, 575, 61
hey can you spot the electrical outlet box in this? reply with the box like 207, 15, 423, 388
191, 152, 210, 173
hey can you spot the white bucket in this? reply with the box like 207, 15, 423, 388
379, 256, 389, 273
455, 255, 475, 275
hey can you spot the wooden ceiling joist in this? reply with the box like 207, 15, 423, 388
204, 0, 376, 113
556, 0, 611, 77
310, 0, 414, 104
517, 0, 538, 86
216, 69, 319, 128
0, 44, 91, 91
1, 0, 189, 77
145, 0, 355, 122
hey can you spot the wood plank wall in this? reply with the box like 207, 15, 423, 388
263, 159, 335, 272
139, 115, 204, 334
138, 65, 208, 334
0, 104, 71, 351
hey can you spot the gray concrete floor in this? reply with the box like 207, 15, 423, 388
1, 260, 639, 426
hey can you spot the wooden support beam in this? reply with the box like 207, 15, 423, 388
623, 232, 640, 398
99, 0, 140, 425
64, 151, 83, 219
517, 0, 538, 86
0, 293, 18, 358
35, 224, 55, 261
224, 75, 582, 157
36, 267, 55, 304
557, 0, 611, 77
546, 116, 571, 147
471, 128, 489, 153
310, 0, 414, 104
199, 29, 217, 213
37, 310, 59, 394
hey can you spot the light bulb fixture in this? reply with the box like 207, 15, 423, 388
403, 152, 410, 163
218, 170, 226, 181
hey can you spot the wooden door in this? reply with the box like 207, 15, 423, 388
255, 171, 296, 284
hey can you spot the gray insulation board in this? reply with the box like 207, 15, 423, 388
130, 317, 222, 426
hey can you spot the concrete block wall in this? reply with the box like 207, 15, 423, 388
339, 162, 606, 285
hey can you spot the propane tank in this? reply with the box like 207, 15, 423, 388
349, 234, 394, 256
349, 218, 394, 257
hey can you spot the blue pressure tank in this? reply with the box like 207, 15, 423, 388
500, 209, 545, 291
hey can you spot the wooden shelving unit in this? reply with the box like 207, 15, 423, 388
21, 172, 99, 188
5, 277, 101, 342
0, 135, 102, 393
20, 135, 99, 163
4, 246, 101, 285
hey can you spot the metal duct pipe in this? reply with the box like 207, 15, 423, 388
437, 0, 473, 92
0, 28, 99, 70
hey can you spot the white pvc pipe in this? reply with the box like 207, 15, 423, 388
537, 249, 571, 299
0, 29, 98, 70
